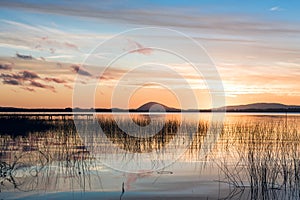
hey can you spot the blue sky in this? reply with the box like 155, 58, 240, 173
1, 0, 300, 30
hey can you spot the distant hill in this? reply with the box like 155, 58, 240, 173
0, 102, 299, 113
136, 102, 180, 112
217, 103, 300, 112
0, 107, 72, 112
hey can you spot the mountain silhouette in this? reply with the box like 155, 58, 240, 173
217, 103, 300, 111
136, 102, 180, 112
0, 102, 299, 113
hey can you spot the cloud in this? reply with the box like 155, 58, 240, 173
0, 1, 298, 36
45, 55, 75, 59
0, 69, 58, 92
49, 48, 56, 54
0, 20, 86, 58
0, 63, 13, 70
64, 42, 78, 50
0, 70, 39, 81
38, 36, 79, 51
127, 39, 153, 55
21, 87, 35, 92
64, 84, 73, 89
269, 6, 283, 12
70, 65, 93, 77
2, 79, 20, 85
44, 77, 66, 83
22, 70, 40, 79
29, 80, 55, 92
0, 73, 23, 81
16, 53, 34, 60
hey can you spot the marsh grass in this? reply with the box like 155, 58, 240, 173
0, 116, 95, 192
213, 117, 300, 199
0, 114, 299, 199
0, 115, 201, 192
96, 116, 182, 153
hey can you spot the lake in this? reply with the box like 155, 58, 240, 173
0, 112, 299, 199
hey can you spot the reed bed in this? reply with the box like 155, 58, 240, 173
0, 117, 94, 192
0, 114, 299, 199
0, 115, 200, 192
212, 117, 300, 199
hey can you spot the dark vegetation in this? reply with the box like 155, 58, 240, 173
1, 102, 300, 113
0, 114, 299, 199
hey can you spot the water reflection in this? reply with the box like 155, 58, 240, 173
0, 113, 299, 199
73, 114, 203, 172
100, 118, 179, 153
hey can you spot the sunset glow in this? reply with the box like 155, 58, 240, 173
1, 1, 299, 109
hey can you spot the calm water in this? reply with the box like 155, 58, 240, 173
0, 113, 299, 199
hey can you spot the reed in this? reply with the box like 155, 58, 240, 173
1, 114, 299, 199
213, 117, 300, 199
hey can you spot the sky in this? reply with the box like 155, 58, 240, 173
0, 0, 300, 109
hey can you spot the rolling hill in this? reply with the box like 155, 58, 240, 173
136, 102, 180, 112
217, 103, 300, 111
0, 102, 299, 112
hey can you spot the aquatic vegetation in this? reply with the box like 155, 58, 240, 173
213, 118, 300, 199
0, 114, 299, 199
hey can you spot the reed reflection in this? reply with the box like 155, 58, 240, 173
98, 116, 179, 153
0, 116, 95, 193
0, 114, 299, 200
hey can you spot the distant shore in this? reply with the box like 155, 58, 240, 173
0, 107, 300, 113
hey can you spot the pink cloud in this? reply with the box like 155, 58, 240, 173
127, 39, 153, 55
21, 87, 35, 92
30, 80, 55, 92
44, 77, 66, 83
64, 84, 73, 89
64, 42, 78, 50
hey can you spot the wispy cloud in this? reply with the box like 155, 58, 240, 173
0, 2, 298, 36
269, 6, 283, 12
0, 68, 64, 92
63, 84, 73, 90
0, 20, 80, 58
34, 36, 79, 54
64, 42, 78, 50
29, 80, 55, 92
45, 55, 75, 59
16, 53, 34, 60
44, 77, 66, 84
126, 39, 153, 55
2, 79, 20, 85
70, 65, 93, 77
0, 70, 39, 81
21, 86, 35, 92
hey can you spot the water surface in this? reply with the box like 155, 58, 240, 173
0, 112, 299, 199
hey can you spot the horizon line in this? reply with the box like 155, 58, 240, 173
0, 101, 300, 111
